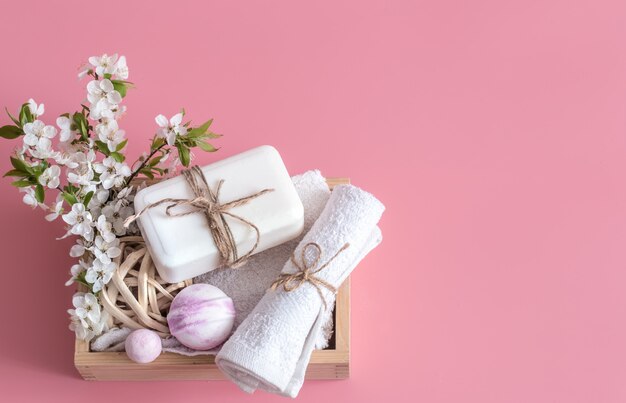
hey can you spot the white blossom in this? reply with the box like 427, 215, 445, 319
93, 235, 121, 264
23, 120, 56, 151
68, 293, 109, 341
102, 199, 134, 235
38, 165, 61, 189
87, 188, 110, 217
113, 56, 129, 80
54, 150, 79, 168
67, 150, 96, 187
20, 187, 44, 209
72, 292, 101, 324
87, 79, 122, 120
96, 120, 125, 152
56, 116, 74, 142
155, 113, 187, 146
100, 104, 127, 122
69, 311, 107, 341
65, 259, 89, 286
93, 157, 131, 190
95, 215, 116, 243
85, 259, 116, 292
88, 53, 119, 77
45, 194, 64, 221
62, 203, 94, 239
27, 98, 44, 118
69, 238, 88, 257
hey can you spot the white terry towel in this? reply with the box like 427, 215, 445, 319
216, 184, 385, 397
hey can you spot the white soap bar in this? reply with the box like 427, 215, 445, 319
133, 145, 304, 283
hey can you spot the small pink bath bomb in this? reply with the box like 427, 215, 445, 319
125, 329, 162, 364
167, 284, 236, 350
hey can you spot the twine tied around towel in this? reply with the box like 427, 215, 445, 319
124, 166, 274, 268
270, 242, 350, 309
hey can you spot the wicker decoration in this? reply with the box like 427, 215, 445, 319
100, 236, 192, 337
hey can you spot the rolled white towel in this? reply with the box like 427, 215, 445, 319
216, 184, 385, 397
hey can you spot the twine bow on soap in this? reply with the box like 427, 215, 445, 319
271, 242, 350, 309
124, 166, 274, 268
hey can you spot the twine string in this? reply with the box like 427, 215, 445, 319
124, 166, 274, 268
271, 242, 350, 309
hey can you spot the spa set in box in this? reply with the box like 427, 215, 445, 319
0, 53, 384, 398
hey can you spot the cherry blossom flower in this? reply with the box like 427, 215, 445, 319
45, 194, 64, 221
27, 98, 44, 118
68, 311, 106, 341
93, 235, 121, 264
69, 238, 89, 258
23, 120, 56, 151
19, 186, 45, 209
68, 293, 109, 341
65, 259, 89, 286
102, 199, 134, 235
67, 150, 96, 187
93, 157, 131, 189
88, 53, 119, 77
85, 259, 116, 292
56, 116, 75, 143
114, 56, 129, 80
100, 104, 127, 122
96, 120, 125, 152
95, 215, 116, 243
72, 292, 101, 325
87, 79, 122, 120
38, 165, 61, 189
155, 113, 187, 146
54, 151, 79, 168
87, 189, 110, 217
62, 203, 94, 239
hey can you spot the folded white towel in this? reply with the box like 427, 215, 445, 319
216, 184, 385, 397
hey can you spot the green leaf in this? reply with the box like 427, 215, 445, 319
0, 125, 23, 139
197, 141, 218, 152
61, 192, 78, 205
112, 81, 127, 97
75, 271, 93, 290
19, 103, 33, 126
110, 152, 125, 162
10, 156, 31, 174
83, 191, 94, 207
177, 144, 191, 167
151, 137, 165, 150
139, 168, 155, 179
11, 179, 32, 187
187, 119, 213, 138
94, 140, 111, 155
116, 139, 128, 152
72, 112, 89, 139
35, 184, 45, 203
5, 107, 20, 126
3, 169, 26, 178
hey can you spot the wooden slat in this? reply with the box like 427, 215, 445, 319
75, 177, 352, 381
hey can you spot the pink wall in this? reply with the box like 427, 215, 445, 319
2, 0, 626, 402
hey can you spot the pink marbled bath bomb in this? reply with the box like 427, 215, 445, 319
125, 329, 162, 364
167, 284, 236, 350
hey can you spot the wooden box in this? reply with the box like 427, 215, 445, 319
74, 178, 351, 381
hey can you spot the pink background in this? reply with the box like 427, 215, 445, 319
1, 0, 626, 402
